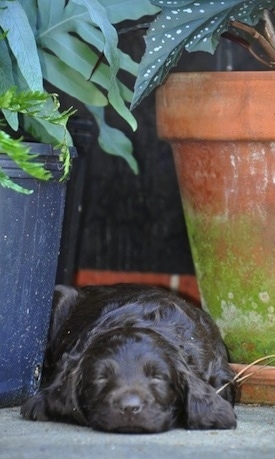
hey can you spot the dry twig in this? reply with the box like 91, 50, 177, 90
216, 355, 275, 395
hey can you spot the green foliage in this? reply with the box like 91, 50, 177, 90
0, 0, 159, 176
0, 88, 75, 193
132, 0, 274, 108
0, 131, 49, 194
89, 106, 138, 174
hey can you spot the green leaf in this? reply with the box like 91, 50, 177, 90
0, 88, 75, 130
88, 106, 138, 174
0, 87, 75, 189
0, 0, 43, 91
42, 33, 100, 80
0, 38, 18, 129
119, 51, 139, 77
38, 50, 108, 106
0, 129, 52, 185
72, 0, 137, 131
33, 0, 158, 159
18, 0, 38, 30
0, 87, 48, 112
71, 20, 105, 54
22, 115, 72, 147
100, 0, 160, 24
132, 0, 274, 108
0, 170, 33, 194
42, 34, 135, 103
1, 108, 18, 131
0, 36, 15, 93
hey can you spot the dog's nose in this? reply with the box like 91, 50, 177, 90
117, 393, 142, 414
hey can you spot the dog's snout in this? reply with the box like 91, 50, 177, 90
115, 393, 143, 414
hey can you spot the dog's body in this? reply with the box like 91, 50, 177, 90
21, 284, 236, 432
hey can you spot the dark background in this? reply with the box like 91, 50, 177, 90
58, 26, 266, 282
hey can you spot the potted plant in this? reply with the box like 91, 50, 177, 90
130, 1, 275, 367
0, 0, 159, 406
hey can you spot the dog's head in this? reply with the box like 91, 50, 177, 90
72, 327, 236, 432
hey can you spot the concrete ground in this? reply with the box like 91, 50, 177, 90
0, 404, 275, 459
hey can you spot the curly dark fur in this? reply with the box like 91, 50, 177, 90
21, 284, 236, 432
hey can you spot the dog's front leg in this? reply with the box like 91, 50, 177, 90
21, 353, 86, 425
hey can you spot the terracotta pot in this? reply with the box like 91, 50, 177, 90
231, 364, 275, 405
156, 72, 275, 364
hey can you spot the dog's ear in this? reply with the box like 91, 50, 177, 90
183, 372, 236, 429
50, 285, 80, 342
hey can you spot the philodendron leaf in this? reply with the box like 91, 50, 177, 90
0, 0, 43, 91
35, 0, 144, 135
0, 37, 18, 130
132, 0, 274, 108
18, 0, 37, 30
72, 0, 137, 131
39, 50, 108, 107
88, 106, 138, 174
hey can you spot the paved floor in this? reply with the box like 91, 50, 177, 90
0, 405, 275, 459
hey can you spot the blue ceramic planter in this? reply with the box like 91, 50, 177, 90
0, 144, 75, 406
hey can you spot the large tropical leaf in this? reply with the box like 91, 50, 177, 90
0, 0, 43, 91
41, 33, 134, 99
39, 50, 108, 107
1, 0, 158, 171
29, 0, 157, 170
71, 0, 137, 131
89, 106, 138, 173
132, 0, 274, 108
0, 37, 18, 130
34, 0, 137, 129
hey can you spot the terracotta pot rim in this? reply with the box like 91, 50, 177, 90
164, 70, 275, 80
230, 363, 275, 405
231, 363, 275, 384
156, 71, 275, 141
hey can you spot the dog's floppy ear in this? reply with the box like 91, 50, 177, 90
50, 285, 80, 342
183, 372, 236, 429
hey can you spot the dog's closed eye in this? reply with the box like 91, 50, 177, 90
144, 361, 168, 377
143, 363, 171, 386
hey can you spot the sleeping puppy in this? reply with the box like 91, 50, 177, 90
21, 284, 236, 432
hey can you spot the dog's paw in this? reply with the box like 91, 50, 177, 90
21, 393, 49, 421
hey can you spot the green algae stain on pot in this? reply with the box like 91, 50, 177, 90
216, 304, 275, 363
184, 208, 275, 363
155, 73, 275, 366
